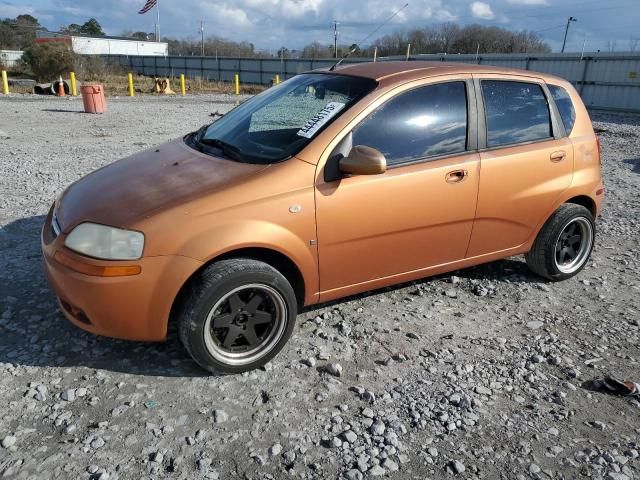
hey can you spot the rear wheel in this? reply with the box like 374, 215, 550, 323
177, 259, 297, 374
526, 203, 595, 281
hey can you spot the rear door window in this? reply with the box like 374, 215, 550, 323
548, 84, 576, 134
481, 80, 552, 148
352, 82, 468, 166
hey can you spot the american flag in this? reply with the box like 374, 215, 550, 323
138, 0, 157, 14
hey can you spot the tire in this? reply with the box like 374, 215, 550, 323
177, 259, 297, 374
525, 203, 595, 281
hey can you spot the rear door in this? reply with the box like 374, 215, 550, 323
466, 75, 573, 257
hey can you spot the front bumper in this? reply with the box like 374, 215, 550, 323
41, 207, 202, 341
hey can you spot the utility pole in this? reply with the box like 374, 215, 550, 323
561, 16, 577, 53
333, 20, 339, 59
200, 21, 204, 56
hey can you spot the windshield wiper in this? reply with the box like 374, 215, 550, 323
198, 137, 243, 162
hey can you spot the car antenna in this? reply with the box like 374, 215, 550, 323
328, 3, 409, 71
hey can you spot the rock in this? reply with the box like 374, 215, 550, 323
475, 386, 492, 396
151, 452, 164, 463
1, 436, 16, 449
302, 357, 316, 367
370, 420, 385, 436
368, 465, 386, 476
529, 463, 541, 474
61, 389, 75, 402
269, 443, 282, 456
361, 391, 376, 403
382, 458, 398, 471
342, 430, 358, 444
445, 289, 458, 298
213, 410, 229, 423
282, 450, 296, 464
325, 363, 343, 377
450, 460, 465, 474
344, 469, 363, 480
527, 321, 544, 330
91, 437, 105, 449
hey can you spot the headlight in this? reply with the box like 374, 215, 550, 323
65, 223, 144, 260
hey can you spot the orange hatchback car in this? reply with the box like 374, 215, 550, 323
42, 62, 604, 374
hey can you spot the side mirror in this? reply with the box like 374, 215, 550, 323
339, 145, 387, 176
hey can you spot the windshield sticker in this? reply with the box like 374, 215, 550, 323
297, 102, 346, 138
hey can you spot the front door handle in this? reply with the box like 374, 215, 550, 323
550, 151, 566, 162
445, 169, 468, 183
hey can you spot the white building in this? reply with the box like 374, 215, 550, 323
36, 31, 168, 56
0, 50, 23, 67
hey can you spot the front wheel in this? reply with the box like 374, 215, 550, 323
526, 203, 595, 281
177, 259, 297, 374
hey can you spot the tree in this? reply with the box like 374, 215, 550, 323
80, 18, 104, 36
366, 23, 550, 57
277, 47, 289, 59
22, 42, 75, 81
61, 18, 105, 36
61, 23, 82, 34
0, 14, 43, 49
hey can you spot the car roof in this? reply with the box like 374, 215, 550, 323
319, 61, 563, 85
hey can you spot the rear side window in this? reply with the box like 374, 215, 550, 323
481, 80, 552, 148
352, 82, 467, 166
548, 84, 576, 134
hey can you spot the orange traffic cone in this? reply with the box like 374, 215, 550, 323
57, 76, 65, 97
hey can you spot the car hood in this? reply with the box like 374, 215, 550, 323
56, 138, 269, 232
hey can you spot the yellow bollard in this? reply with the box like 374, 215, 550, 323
275, 74, 280, 85
180, 74, 185, 96
70, 72, 77, 96
1, 70, 8, 95
234, 74, 239, 95
128, 73, 134, 97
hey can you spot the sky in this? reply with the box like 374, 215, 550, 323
1, 0, 638, 53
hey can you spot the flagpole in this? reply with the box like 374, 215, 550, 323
156, 0, 161, 42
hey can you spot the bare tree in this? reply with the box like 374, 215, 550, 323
629, 37, 640, 52
606, 39, 617, 52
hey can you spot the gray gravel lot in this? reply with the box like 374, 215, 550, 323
0, 94, 639, 479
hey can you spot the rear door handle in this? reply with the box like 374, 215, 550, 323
550, 151, 566, 162
445, 169, 468, 183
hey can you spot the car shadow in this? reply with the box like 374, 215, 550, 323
41, 108, 84, 114
302, 255, 543, 314
0, 215, 206, 378
1, 214, 544, 377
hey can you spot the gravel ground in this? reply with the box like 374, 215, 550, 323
0, 94, 639, 480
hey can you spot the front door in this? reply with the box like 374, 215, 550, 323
315, 80, 480, 300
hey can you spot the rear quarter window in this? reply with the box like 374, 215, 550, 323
548, 84, 576, 134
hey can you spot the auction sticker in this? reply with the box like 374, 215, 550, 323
297, 102, 346, 138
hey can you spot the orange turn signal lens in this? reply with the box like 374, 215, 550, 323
54, 250, 141, 277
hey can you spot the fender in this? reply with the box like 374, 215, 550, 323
173, 220, 319, 305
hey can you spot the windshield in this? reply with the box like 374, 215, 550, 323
188, 73, 377, 164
